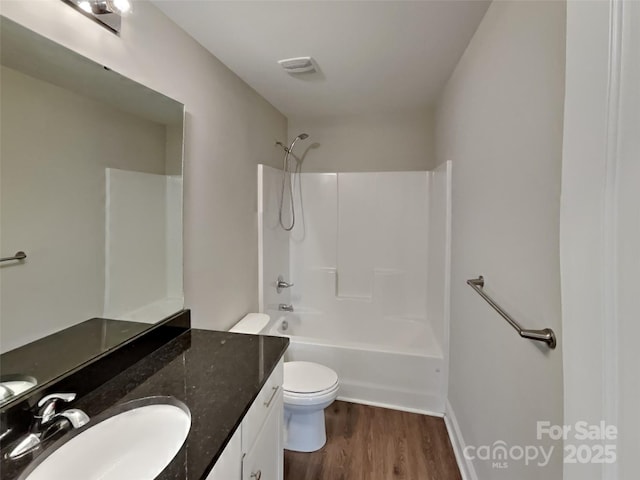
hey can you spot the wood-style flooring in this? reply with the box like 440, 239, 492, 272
284, 401, 462, 480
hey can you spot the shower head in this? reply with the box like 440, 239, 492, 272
289, 133, 309, 151
275, 133, 309, 154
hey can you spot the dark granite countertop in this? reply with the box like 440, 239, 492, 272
2, 329, 289, 480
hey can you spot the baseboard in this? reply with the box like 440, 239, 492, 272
338, 395, 444, 417
444, 400, 478, 480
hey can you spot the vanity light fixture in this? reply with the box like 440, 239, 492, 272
62, 0, 131, 35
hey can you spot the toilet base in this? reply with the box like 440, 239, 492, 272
284, 407, 327, 452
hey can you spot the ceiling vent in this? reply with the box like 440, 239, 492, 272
278, 57, 318, 74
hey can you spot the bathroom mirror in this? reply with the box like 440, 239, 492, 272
0, 17, 184, 405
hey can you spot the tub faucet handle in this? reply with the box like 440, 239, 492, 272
276, 275, 294, 293
278, 304, 294, 312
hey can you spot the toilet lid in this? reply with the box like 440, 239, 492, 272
284, 361, 338, 394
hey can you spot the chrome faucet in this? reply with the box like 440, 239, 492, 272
278, 304, 294, 312
7, 393, 90, 459
276, 275, 294, 294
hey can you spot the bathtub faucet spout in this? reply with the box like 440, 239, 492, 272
279, 304, 294, 312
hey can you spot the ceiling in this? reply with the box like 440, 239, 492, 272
153, 1, 491, 118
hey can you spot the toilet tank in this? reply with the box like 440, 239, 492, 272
229, 313, 270, 334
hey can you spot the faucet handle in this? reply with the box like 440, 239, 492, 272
53, 409, 90, 429
37, 393, 76, 408
276, 275, 294, 293
35, 393, 77, 426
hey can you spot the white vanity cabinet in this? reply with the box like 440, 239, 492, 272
242, 387, 283, 480
206, 358, 284, 480
207, 428, 242, 479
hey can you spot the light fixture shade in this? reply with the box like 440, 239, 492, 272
61, 0, 129, 34
109, 0, 132, 15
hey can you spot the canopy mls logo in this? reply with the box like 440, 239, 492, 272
463, 441, 554, 469
464, 421, 618, 469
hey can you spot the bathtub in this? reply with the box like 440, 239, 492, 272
265, 311, 445, 414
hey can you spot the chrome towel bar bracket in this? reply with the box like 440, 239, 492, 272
0, 251, 27, 263
467, 276, 557, 349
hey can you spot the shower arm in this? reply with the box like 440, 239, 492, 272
275, 141, 290, 154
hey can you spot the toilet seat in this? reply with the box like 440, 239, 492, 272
283, 383, 340, 406
283, 361, 338, 394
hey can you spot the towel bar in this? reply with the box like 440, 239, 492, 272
0, 251, 27, 263
467, 276, 556, 349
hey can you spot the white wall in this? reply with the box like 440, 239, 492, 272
436, 2, 565, 479
288, 109, 436, 172
615, 5, 640, 477
0, 0, 287, 330
0, 65, 168, 352
561, 1, 640, 479
560, 2, 611, 478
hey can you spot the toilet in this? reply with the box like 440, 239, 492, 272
230, 313, 340, 452
283, 361, 339, 452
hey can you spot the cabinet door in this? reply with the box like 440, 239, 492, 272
206, 428, 242, 480
242, 359, 284, 454
242, 391, 283, 480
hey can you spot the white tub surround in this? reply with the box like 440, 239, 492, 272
258, 165, 452, 414
258, 165, 292, 314
104, 168, 184, 322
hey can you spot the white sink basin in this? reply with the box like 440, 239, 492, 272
19, 397, 191, 480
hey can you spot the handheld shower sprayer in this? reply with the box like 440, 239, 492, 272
277, 133, 309, 231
